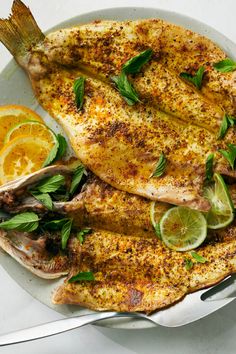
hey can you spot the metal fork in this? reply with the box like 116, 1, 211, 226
1, 274, 236, 346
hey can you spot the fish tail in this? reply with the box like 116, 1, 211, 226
0, 0, 44, 58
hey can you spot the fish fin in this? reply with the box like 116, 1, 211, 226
0, 0, 44, 58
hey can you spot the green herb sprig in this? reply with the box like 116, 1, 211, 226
151, 153, 167, 178
219, 144, 236, 170
77, 228, 92, 244
0, 212, 39, 232
191, 251, 207, 263
213, 58, 236, 73
30, 174, 65, 210
122, 49, 153, 74
43, 133, 68, 167
180, 66, 205, 90
73, 77, 85, 110
70, 165, 85, 195
111, 49, 153, 105
68, 271, 95, 283
218, 114, 236, 139
111, 72, 140, 106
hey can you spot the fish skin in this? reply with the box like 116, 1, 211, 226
0, 230, 70, 279
52, 226, 236, 313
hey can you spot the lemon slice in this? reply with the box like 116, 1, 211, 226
4, 120, 57, 146
204, 173, 234, 229
160, 206, 207, 251
0, 136, 53, 184
0, 105, 43, 150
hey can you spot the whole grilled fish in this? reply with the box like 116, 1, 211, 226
0, 0, 236, 211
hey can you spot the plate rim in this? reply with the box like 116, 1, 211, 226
0, 6, 236, 330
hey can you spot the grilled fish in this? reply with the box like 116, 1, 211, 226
53, 225, 236, 313
0, 1, 236, 211
1, 165, 236, 312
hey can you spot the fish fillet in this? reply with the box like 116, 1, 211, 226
53, 226, 236, 313
0, 1, 235, 211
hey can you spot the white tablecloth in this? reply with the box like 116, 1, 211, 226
0, 1, 236, 353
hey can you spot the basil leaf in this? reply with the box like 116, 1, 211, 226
30, 191, 53, 210
184, 258, 194, 270
219, 143, 236, 170
122, 49, 153, 74
73, 77, 85, 110
42, 135, 59, 168
68, 271, 95, 283
218, 114, 236, 139
111, 72, 140, 105
44, 218, 69, 230
55, 134, 67, 160
151, 153, 167, 178
70, 165, 85, 195
191, 251, 207, 263
0, 212, 39, 232
77, 228, 92, 244
180, 66, 205, 90
213, 58, 236, 73
35, 174, 65, 194
61, 218, 73, 250
205, 153, 214, 182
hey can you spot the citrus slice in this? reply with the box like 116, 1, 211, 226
4, 121, 57, 146
0, 136, 52, 184
204, 173, 234, 229
0, 105, 43, 150
160, 206, 207, 251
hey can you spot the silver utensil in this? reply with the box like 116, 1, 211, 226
1, 275, 236, 346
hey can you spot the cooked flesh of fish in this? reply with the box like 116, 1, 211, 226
1, 165, 236, 312
0, 0, 236, 314
0, 0, 236, 211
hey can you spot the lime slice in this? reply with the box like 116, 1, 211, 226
160, 206, 207, 251
204, 173, 234, 229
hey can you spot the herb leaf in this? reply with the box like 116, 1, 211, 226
219, 144, 236, 170
151, 153, 167, 178
111, 72, 140, 105
55, 134, 67, 160
68, 271, 95, 283
218, 114, 236, 139
77, 228, 92, 244
44, 218, 69, 230
205, 153, 214, 182
180, 66, 205, 90
35, 174, 65, 194
122, 49, 153, 74
42, 136, 59, 167
191, 251, 207, 263
213, 58, 236, 73
31, 191, 53, 210
70, 165, 85, 195
73, 77, 85, 110
0, 212, 39, 232
184, 258, 194, 270
61, 218, 73, 250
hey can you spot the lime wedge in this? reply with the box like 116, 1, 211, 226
204, 173, 234, 229
160, 206, 207, 251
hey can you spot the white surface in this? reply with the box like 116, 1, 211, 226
0, 0, 236, 352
